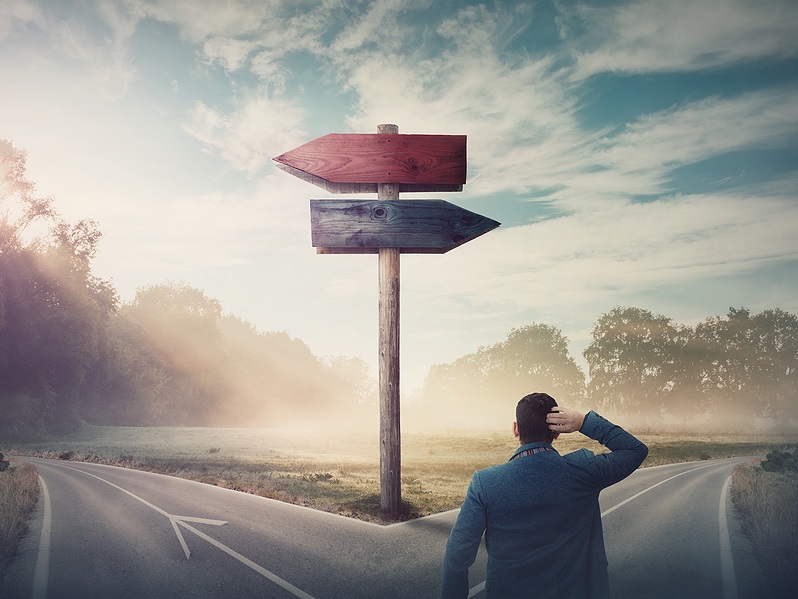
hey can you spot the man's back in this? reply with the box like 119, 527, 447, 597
442, 410, 648, 599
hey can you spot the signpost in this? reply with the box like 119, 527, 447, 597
275, 124, 499, 519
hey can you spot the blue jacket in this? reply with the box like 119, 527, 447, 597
442, 411, 648, 599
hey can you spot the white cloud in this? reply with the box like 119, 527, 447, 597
331, 0, 432, 54
201, 36, 257, 72
404, 179, 798, 326
607, 86, 798, 161
129, 0, 277, 42
0, 0, 43, 39
182, 90, 308, 176
569, 0, 798, 78
29, 0, 142, 101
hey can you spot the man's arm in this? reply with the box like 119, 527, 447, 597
441, 473, 486, 599
548, 407, 648, 487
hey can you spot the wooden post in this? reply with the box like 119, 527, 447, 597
377, 123, 401, 520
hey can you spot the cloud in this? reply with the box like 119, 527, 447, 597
129, 0, 278, 42
0, 0, 43, 39
568, 0, 798, 78
182, 91, 308, 176
201, 36, 257, 72
330, 0, 433, 54
20, 0, 141, 101
338, 8, 798, 216
597, 86, 798, 172
537, 85, 798, 209
404, 177, 798, 325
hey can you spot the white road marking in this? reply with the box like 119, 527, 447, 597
176, 519, 316, 599
168, 514, 229, 559
32, 475, 51, 599
718, 474, 738, 599
52, 463, 318, 599
467, 581, 486, 597
57, 464, 226, 558
600, 462, 717, 517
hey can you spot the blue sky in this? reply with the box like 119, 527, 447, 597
1, 0, 797, 395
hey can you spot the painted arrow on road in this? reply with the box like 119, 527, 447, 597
169, 514, 228, 560
310, 199, 500, 254
274, 133, 466, 190
60, 464, 227, 559
43, 462, 315, 599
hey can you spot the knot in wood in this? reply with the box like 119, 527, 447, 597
371, 203, 391, 221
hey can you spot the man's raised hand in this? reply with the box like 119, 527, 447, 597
546, 407, 585, 434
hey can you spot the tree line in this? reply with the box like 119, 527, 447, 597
0, 139, 374, 440
414, 305, 798, 430
2, 138, 796, 437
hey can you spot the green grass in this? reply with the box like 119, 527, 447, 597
4, 425, 796, 523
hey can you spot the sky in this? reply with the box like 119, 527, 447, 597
1, 0, 797, 396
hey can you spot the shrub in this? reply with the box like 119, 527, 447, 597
0, 453, 9, 472
760, 448, 798, 474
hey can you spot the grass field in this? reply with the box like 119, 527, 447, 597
730, 458, 798, 598
0, 458, 39, 574
4, 425, 796, 522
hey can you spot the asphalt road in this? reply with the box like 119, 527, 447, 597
0, 456, 773, 599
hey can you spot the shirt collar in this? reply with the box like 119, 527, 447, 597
510, 442, 557, 461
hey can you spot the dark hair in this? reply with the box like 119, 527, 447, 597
516, 393, 558, 444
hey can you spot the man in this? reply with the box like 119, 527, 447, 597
441, 392, 648, 599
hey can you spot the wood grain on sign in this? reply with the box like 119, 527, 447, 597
274, 134, 466, 185
310, 200, 500, 254
274, 164, 463, 193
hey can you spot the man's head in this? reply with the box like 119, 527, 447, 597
514, 392, 558, 444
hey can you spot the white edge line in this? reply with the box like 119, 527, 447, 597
32, 475, 51, 599
719, 474, 738, 599
601, 462, 717, 517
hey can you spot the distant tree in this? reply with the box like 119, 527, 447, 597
215, 315, 341, 426
0, 139, 117, 439
484, 325, 586, 404
692, 307, 798, 425
100, 291, 357, 427
93, 314, 170, 425
584, 306, 684, 419
324, 355, 377, 420
0, 139, 57, 255
117, 283, 228, 425
752, 308, 798, 423
420, 323, 585, 428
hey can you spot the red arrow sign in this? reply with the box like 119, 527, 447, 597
310, 199, 499, 254
274, 134, 466, 187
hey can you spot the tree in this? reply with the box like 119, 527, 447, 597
692, 307, 798, 425
119, 283, 228, 425
0, 139, 117, 439
419, 323, 586, 428
584, 306, 684, 419
0, 139, 57, 255
324, 355, 377, 423
752, 308, 798, 423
